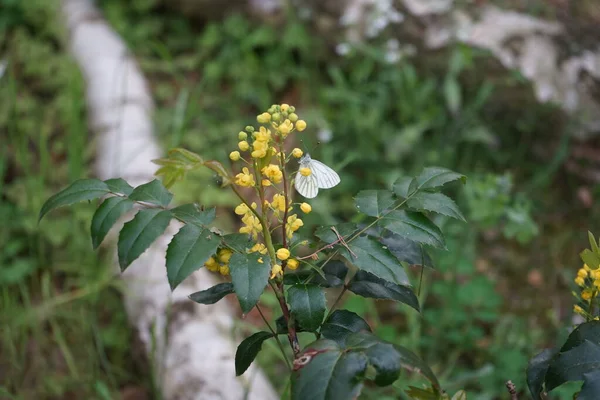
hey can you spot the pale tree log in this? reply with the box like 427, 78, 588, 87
61, 0, 278, 398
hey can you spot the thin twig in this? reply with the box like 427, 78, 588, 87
256, 304, 291, 371
506, 380, 518, 400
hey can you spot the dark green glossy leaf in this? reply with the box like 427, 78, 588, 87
408, 167, 466, 193
579, 370, 600, 400
545, 340, 600, 391
379, 234, 433, 268
345, 332, 401, 386
104, 178, 133, 196
288, 284, 326, 332
392, 176, 414, 198
39, 179, 110, 221
276, 315, 303, 334
91, 197, 134, 249
349, 270, 419, 311
580, 249, 600, 270
320, 310, 371, 345
118, 209, 172, 270
235, 331, 273, 376
341, 236, 410, 286
229, 252, 271, 313
223, 233, 253, 253
381, 210, 445, 249
407, 191, 465, 222
166, 225, 220, 290
527, 348, 556, 400
171, 204, 216, 227
129, 179, 173, 207
315, 223, 359, 244
560, 321, 600, 351
189, 283, 234, 305
354, 190, 396, 217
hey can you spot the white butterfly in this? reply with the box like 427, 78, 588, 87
294, 153, 340, 198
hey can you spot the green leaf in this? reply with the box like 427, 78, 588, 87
588, 231, 599, 254
291, 340, 367, 400
560, 321, 600, 351
276, 315, 304, 334
320, 310, 371, 345
171, 204, 216, 227
341, 236, 410, 286
39, 179, 110, 221
129, 179, 173, 207
104, 178, 133, 195
580, 249, 600, 270
392, 176, 414, 198
229, 252, 271, 313
90, 197, 134, 249
527, 348, 556, 400
381, 211, 445, 249
315, 223, 359, 244
407, 192, 465, 222
579, 371, 600, 400
189, 283, 234, 305
379, 234, 434, 268
235, 331, 273, 376
348, 270, 419, 311
204, 160, 231, 185
288, 284, 326, 332
345, 332, 402, 386
545, 340, 600, 391
166, 225, 220, 290
404, 386, 439, 400
223, 233, 253, 253
118, 209, 172, 271
354, 190, 396, 217
408, 167, 466, 193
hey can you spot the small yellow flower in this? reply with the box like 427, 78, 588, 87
280, 104, 290, 112
257, 112, 271, 124
271, 193, 287, 213
292, 148, 303, 158
300, 203, 311, 213
219, 264, 230, 276
254, 126, 271, 142
278, 119, 293, 136
299, 167, 311, 177
205, 257, 219, 272
235, 167, 255, 187
270, 264, 283, 279
262, 179, 272, 187
574, 305, 585, 315
218, 249, 233, 263
262, 164, 283, 184
578, 269, 589, 278
295, 120, 307, 131
229, 151, 241, 161
582, 289, 594, 301
235, 203, 249, 215
251, 140, 269, 159
250, 243, 268, 254
258, 257, 264, 264
238, 131, 248, 140
276, 248, 291, 261
575, 276, 586, 287
251, 202, 257, 209
287, 259, 299, 270
591, 270, 600, 280
238, 141, 249, 151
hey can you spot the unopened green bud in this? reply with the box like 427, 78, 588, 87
238, 131, 248, 140
245, 125, 255, 133
289, 113, 299, 122
272, 113, 281, 122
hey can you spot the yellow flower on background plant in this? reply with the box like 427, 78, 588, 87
292, 148, 303, 158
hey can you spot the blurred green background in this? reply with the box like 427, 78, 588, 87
1, 0, 599, 399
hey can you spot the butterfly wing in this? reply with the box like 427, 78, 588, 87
309, 159, 340, 189
294, 172, 319, 198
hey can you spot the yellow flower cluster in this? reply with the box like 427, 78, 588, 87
262, 164, 283, 185
573, 264, 600, 317
235, 202, 261, 239
235, 167, 255, 187
204, 248, 233, 276
270, 193, 287, 214
285, 214, 304, 239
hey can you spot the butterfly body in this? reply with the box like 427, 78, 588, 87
294, 153, 340, 198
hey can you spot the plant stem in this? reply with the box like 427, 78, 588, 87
256, 304, 291, 371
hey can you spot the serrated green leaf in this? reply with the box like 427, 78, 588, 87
381, 211, 445, 249
408, 167, 466, 193
91, 197, 134, 249
189, 283, 234, 305
229, 252, 271, 313
118, 209, 172, 270
291, 339, 367, 400
171, 204, 216, 227
315, 223, 359, 244
288, 284, 326, 332
545, 340, 600, 391
579, 370, 600, 400
129, 179, 173, 207
527, 348, 556, 400
588, 231, 599, 254
393, 176, 414, 198
223, 233, 253, 253
348, 270, 419, 311
235, 331, 273, 376
580, 249, 600, 270
104, 178, 133, 195
39, 179, 110, 221
407, 192, 465, 222
166, 225, 220, 290
379, 234, 434, 268
341, 236, 410, 286
320, 310, 371, 345
354, 190, 396, 217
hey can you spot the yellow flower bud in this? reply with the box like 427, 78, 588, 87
292, 148, 303, 158
299, 167, 312, 177
574, 305, 585, 315
238, 131, 248, 140
238, 141, 249, 151
229, 151, 241, 161
591, 270, 600, 280
295, 120, 307, 131
300, 202, 311, 213
575, 276, 586, 287
257, 112, 271, 124
276, 248, 291, 261
205, 257, 219, 272
235, 203, 249, 215
262, 179, 272, 187
582, 289, 594, 301
280, 104, 290, 112
219, 264, 230, 276
251, 202, 257, 209
578, 269, 589, 278
287, 259, 299, 270
218, 249, 233, 263
272, 112, 281, 122
270, 264, 283, 279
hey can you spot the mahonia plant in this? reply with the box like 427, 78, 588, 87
40, 104, 468, 400
527, 232, 600, 400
